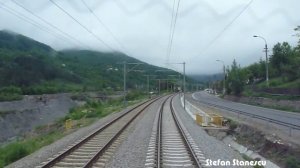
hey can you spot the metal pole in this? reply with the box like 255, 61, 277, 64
123, 62, 126, 104
147, 75, 150, 98
253, 35, 269, 87
223, 64, 225, 94
158, 79, 161, 95
265, 43, 269, 87
167, 80, 169, 92
183, 62, 186, 110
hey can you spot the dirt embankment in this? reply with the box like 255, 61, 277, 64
0, 94, 78, 144
206, 122, 300, 168
224, 95, 300, 111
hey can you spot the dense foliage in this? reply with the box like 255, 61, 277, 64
223, 27, 300, 95
225, 60, 248, 95
0, 30, 181, 100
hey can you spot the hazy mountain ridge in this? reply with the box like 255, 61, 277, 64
0, 30, 179, 96
189, 73, 224, 83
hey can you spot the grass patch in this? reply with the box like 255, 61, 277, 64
256, 77, 285, 88
0, 86, 23, 102
277, 79, 300, 89
0, 131, 64, 167
255, 77, 300, 89
285, 156, 300, 168
0, 91, 147, 167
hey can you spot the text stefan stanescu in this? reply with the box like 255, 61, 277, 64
205, 159, 266, 167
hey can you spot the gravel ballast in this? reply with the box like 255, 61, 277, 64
8, 95, 252, 168
106, 97, 165, 168
108, 94, 249, 168
172, 94, 249, 168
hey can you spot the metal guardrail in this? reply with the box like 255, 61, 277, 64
196, 100, 300, 130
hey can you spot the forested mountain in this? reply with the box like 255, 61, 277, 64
0, 30, 181, 97
0, 30, 53, 54
189, 74, 223, 83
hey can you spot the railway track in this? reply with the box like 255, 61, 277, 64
145, 95, 205, 168
39, 96, 163, 168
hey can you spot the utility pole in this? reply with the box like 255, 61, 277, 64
147, 75, 149, 97
265, 43, 269, 87
253, 35, 269, 87
145, 75, 150, 98
123, 61, 126, 104
183, 62, 186, 110
144, 75, 156, 98
119, 62, 143, 105
158, 79, 161, 95
166, 80, 168, 92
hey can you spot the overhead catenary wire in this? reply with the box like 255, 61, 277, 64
167, 0, 180, 65
80, 0, 129, 54
188, 0, 254, 62
49, 0, 114, 51
10, 0, 91, 49
0, 1, 71, 44
165, 0, 176, 65
168, 0, 181, 60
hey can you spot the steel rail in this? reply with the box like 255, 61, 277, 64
156, 95, 169, 168
83, 95, 163, 167
170, 96, 202, 167
41, 96, 162, 168
155, 95, 201, 167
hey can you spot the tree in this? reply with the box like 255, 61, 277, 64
294, 26, 300, 51
270, 42, 293, 76
246, 58, 266, 84
226, 59, 247, 95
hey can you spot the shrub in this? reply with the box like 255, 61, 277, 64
285, 156, 300, 168
229, 120, 238, 130
69, 108, 86, 120
0, 86, 22, 101
1, 143, 29, 165
126, 90, 144, 101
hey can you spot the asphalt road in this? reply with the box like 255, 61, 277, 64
191, 91, 300, 128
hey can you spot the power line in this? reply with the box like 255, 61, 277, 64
166, 0, 181, 63
166, 0, 176, 64
10, 0, 90, 49
189, 0, 254, 61
0, 1, 70, 44
80, 0, 128, 53
49, 0, 114, 51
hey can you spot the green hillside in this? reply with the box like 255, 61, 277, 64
0, 30, 53, 54
0, 30, 182, 100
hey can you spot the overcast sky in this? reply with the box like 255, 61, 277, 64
0, 0, 299, 74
